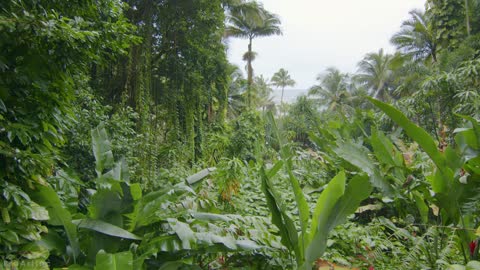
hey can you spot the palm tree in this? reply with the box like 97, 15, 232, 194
226, 1, 282, 106
227, 65, 247, 118
271, 68, 296, 104
355, 49, 397, 101
390, 9, 438, 63
254, 75, 275, 112
308, 67, 353, 113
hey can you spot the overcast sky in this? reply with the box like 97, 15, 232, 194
226, 0, 425, 91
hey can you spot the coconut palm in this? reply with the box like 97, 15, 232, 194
355, 49, 397, 101
271, 68, 296, 104
226, 1, 282, 106
227, 65, 247, 118
390, 9, 438, 63
254, 75, 275, 112
308, 67, 353, 114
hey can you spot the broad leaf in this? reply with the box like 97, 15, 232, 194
191, 212, 232, 222
457, 115, 480, 150
413, 192, 429, 224
260, 167, 300, 263
168, 219, 195, 249
267, 112, 309, 248
326, 174, 372, 231
103, 158, 130, 182
129, 184, 194, 230
266, 160, 284, 179
305, 171, 346, 267
28, 184, 80, 261
92, 123, 114, 177
371, 129, 402, 167
368, 98, 447, 173
140, 235, 182, 254
73, 219, 141, 240
334, 141, 393, 195
94, 250, 133, 270
186, 167, 216, 185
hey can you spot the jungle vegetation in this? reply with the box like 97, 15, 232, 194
1, 0, 480, 269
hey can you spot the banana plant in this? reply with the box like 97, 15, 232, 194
369, 97, 480, 264
26, 123, 143, 268
262, 112, 373, 269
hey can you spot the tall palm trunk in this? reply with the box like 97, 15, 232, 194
280, 86, 285, 104
247, 36, 253, 107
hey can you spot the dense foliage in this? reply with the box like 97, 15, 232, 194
1, 0, 480, 269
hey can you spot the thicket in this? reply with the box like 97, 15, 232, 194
1, 0, 480, 269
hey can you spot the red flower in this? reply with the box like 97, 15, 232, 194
368, 266, 375, 270
470, 240, 477, 257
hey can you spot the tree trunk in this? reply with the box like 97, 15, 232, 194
247, 37, 253, 107
280, 86, 285, 104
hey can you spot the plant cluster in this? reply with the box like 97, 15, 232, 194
3, 0, 480, 269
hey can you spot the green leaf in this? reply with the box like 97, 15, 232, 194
19, 242, 50, 260
92, 123, 114, 177
334, 141, 393, 195
168, 219, 195, 249
129, 183, 142, 201
129, 184, 194, 230
286, 159, 310, 241
140, 235, 182, 254
413, 192, 429, 224
2, 230, 20, 244
267, 112, 309, 250
327, 174, 372, 231
30, 202, 49, 221
368, 97, 447, 173
371, 129, 402, 167
306, 171, 346, 267
186, 167, 216, 185
16, 259, 49, 270
457, 115, 480, 149
28, 184, 80, 261
467, 261, 480, 270
196, 232, 237, 250
236, 239, 262, 250
88, 189, 124, 226
73, 219, 142, 240
260, 167, 300, 262
94, 250, 133, 270
266, 160, 284, 179
191, 212, 232, 222
37, 230, 66, 255
103, 159, 129, 182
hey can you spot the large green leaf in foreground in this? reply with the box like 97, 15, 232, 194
304, 172, 372, 269
28, 184, 80, 261
94, 250, 133, 270
368, 97, 447, 173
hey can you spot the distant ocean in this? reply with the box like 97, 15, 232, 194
271, 88, 308, 104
